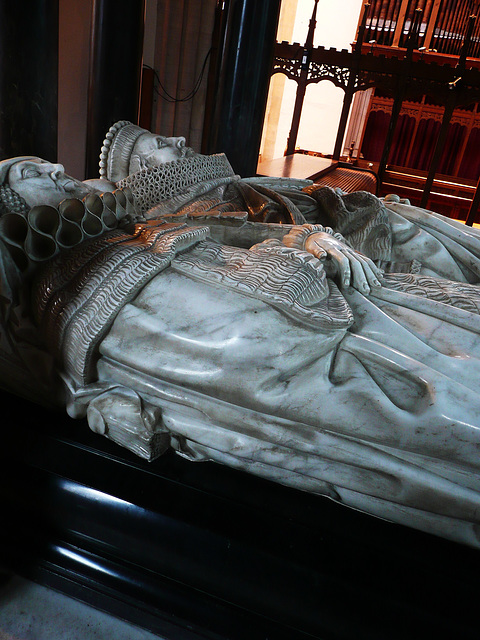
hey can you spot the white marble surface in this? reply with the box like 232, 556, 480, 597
87, 245, 480, 548
0, 575, 164, 640
99, 120, 192, 181
0, 157, 104, 209
6, 143, 480, 551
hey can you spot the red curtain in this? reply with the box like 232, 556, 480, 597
360, 112, 441, 172
360, 110, 390, 162
458, 127, 480, 181
438, 122, 466, 176
408, 118, 440, 171
389, 114, 416, 167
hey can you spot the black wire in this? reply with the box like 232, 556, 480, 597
145, 48, 212, 103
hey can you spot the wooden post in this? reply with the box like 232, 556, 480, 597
419, 100, 456, 208
377, 7, 422, 184
420, 14, 476, 208
286, 84, 308, 156
452, 104, 477, 177
285, 0, 319, 156
423, 0, 442, 50
392, 0, 410, 47
333, 3, 370, 160
465, 174, 480, 226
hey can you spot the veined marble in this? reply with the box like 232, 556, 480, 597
2, 146, 480, 549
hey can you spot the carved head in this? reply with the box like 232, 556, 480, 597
0, 156, 97, 214
99, 120, 195, 183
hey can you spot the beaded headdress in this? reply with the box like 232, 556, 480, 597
99, 120, 149, 183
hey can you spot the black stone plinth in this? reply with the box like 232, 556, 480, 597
0, 391, 479, 639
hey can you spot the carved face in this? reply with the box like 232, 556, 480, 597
130, 132, 192, 171
8, 158, 96, 208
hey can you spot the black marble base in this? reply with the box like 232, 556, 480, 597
0, 392, 479, 639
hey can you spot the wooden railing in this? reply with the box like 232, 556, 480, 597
271, 0, 480, 222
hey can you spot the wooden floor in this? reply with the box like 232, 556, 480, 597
257, 154, 337, 180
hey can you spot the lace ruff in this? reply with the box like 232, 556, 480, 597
117, 153, 236, 214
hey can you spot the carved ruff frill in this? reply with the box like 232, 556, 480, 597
33, 221, 208, 387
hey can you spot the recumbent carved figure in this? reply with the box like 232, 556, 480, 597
2, 126, 480, 549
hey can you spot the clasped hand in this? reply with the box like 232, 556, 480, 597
304, 232, 382, 294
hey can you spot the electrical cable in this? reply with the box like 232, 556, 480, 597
145, 48, 212, 103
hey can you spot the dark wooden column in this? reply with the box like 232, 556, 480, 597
204, 0, 282, 177
333, 2, 370, 161
85, 0, 145, 178
420, 14, 476, 209
0, 0, 58, 160
377, 7, 422, 185
285, 0, 319, 157
465, 174, 480, 226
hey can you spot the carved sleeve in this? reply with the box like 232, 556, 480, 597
282, 224, 349, 251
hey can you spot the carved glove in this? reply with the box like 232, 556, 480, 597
283, 224, 383, 294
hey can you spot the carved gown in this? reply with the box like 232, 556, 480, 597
4, 155, 480, 547
24, 216, 480, 550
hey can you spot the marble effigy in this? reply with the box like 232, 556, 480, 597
3, 133, 480, 549
102, 120, 480, 284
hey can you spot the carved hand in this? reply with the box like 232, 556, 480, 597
304, 232, 383, 294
